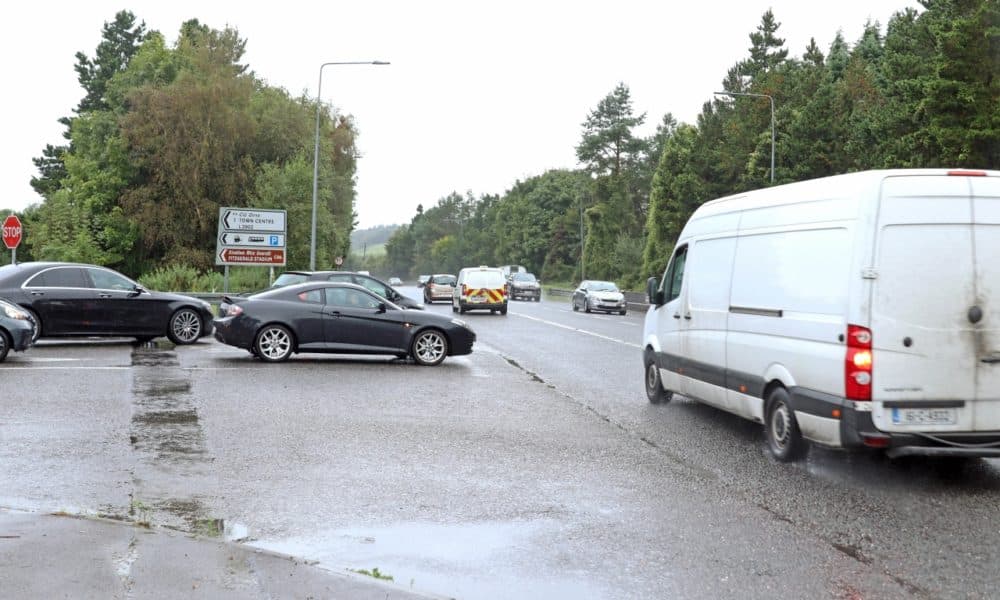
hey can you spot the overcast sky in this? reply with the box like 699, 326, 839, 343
4, 1, 919, 228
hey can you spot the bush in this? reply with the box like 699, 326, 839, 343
139, 264, 270, 293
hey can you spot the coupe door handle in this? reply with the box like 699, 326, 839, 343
99, 293, 113, 298
30, 291, 45, 296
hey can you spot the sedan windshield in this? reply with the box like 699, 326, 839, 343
590, 281, 619, 292
272, 273, 309, 287
513, 273, 536, 282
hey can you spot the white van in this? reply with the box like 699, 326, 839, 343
453, 266, 508, 315
642, 169, 1000, 461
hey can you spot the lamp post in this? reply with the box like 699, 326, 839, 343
310, 60, 390, 270
714, 91, 775, 184
579, 195, 585, 280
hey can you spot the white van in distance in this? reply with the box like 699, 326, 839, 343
642, 169, 1000, 461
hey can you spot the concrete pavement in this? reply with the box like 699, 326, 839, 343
0, 509, 444, 599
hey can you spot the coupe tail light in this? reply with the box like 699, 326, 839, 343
845, 324, 872, 401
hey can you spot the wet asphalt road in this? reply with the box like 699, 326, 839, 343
2, 286, 999, 599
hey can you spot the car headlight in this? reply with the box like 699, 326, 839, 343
1, 302, 29, 320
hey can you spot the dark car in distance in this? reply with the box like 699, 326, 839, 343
271, 271, 424, 310
0, 298, 35, 361
214, 282, 475, 365
0, 262, 214, 344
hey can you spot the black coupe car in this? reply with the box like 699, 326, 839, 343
214, 282, 476, 365
0, 262, 215, 344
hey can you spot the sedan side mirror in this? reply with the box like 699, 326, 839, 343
130, 284, 146, 297
377, 302, 387, 313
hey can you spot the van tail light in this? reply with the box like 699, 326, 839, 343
845, 324, 872, 401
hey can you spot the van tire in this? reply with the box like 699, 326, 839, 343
765, 387, 809, 462
644, 353, 672, 404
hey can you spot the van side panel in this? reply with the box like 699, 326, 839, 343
682, 236, 737, 410
725, 225, 852, 442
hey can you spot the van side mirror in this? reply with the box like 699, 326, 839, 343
647, 277, 664, 306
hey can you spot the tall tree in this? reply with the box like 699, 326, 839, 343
31, 11, 147, 198
576, 83, 648, 179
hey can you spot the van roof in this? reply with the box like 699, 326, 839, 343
691, 169, 1000, 221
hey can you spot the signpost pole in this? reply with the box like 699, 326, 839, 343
224, 266, 230, 294
10, 247, 15, 265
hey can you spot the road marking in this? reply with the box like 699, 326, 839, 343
0, 366, 129, 370
510, 312, 641, 349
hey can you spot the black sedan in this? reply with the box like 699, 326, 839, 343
214, 282, 475, 365
0, 298, 34, 361
0, 262, 214, 344
270, 271, 424, 310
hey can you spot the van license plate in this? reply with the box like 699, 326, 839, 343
891, 408, 957, 426
470, 296, 485, 303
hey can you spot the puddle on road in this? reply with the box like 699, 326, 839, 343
253, 519, 605, 600
128, 345, 220, 534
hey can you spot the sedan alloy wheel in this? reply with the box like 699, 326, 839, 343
168, 308, 203, 344
412, 329, 448, 366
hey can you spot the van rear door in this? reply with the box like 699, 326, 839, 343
870, 173, 1000, 433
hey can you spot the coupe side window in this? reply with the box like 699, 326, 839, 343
296, 289, 324, 304
326, 288, 382, 309
666, 245, 688, 303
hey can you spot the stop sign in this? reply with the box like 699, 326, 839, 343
3, 215, 22, 249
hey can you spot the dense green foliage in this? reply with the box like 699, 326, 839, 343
4, 2, 997, 290
7, 11, 358, 278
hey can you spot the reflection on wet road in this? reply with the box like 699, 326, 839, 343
129, 343, 220, 535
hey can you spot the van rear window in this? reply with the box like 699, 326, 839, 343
465, 271, 503, 288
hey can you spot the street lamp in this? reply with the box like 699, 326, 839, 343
714, 91, 775, 184
310, 60, 390, 270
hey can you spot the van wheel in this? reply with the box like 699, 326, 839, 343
452, 304, 458, 313
644, 352, 672, 404
500, 305, 508, 315
765, 387, 809, 462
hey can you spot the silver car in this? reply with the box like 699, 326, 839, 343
571, 280, 626, 315
423, 274, 456, 303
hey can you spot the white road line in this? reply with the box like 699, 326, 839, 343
510, 312, 641, 349
0, 366, 130, 370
